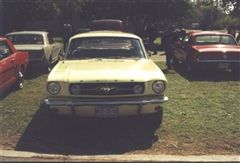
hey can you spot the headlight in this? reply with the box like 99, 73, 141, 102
47, 82, 61, 95
152, 81, 165, 94
70, 84, 81, 95
133, 84, 144, 94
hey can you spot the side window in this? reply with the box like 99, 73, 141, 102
221, 36, 236, 45
0, 41, 12, 60
48, 34, 54, 44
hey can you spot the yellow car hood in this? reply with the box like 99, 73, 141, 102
48, 59, 166, 82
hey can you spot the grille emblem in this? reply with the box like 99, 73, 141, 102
98, 86, 117, 95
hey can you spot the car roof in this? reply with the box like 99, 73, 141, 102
5, 31, 48, 35
71, 30, 141, 40
189, 31, 232, 37
90, 19, 123, 31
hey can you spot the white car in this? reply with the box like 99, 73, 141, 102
44, 29, 168, 129
6, 31, 64, 71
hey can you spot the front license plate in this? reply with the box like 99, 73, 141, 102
95, 105, 118, 118
218, 63, 229, 69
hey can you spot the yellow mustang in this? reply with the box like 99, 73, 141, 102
44, 30, 168, 127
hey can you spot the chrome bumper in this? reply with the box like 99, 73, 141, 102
196, 59, 240, 63
44, 96, 169, 106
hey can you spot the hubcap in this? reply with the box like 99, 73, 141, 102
19, 83, 23, 89
18, 70, 24, 89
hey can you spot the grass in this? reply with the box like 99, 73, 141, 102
0, 75, 47, 135
0, 62, 239, 155
154, 37, 161, 45
156, 62, 240, 154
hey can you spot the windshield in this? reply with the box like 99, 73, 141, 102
66, 37, 145, 59
6, 34, 44, 45
193, 35, 237, 45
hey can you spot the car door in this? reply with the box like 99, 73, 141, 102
173, 39, 183, 61
177, 34, 190, 62
0, 40, 16, 91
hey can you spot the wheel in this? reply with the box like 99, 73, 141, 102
15, 66, 24, 89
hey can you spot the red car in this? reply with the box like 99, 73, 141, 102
172, 31, 240, 74
0, 37, 29, 94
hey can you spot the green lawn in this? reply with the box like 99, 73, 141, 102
156, 62, 240, 155
154, 37, 161, 45
0, 62, 239, 155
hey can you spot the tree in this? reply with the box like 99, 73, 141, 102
6, 0, 238, 35
222, 0, 240, 29
186, 0, 239, 30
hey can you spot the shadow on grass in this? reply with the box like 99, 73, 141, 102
0, 86, 17, 100
169, 64, 240, 82
15, 106, 159, 155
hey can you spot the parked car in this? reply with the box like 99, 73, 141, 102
172, 31, 240, 74
5, 31, 64, 71
90, 19, 123, 31
0, 36, 28, 94
44, 24, 168, 128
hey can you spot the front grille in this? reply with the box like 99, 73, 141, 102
69, 82, 145, 95
199, 51, 240, 60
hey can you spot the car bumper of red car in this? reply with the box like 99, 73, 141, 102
195, 59, 240, 70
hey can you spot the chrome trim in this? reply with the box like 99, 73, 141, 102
197, 59, 240, 63
44, 96, 169, 106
